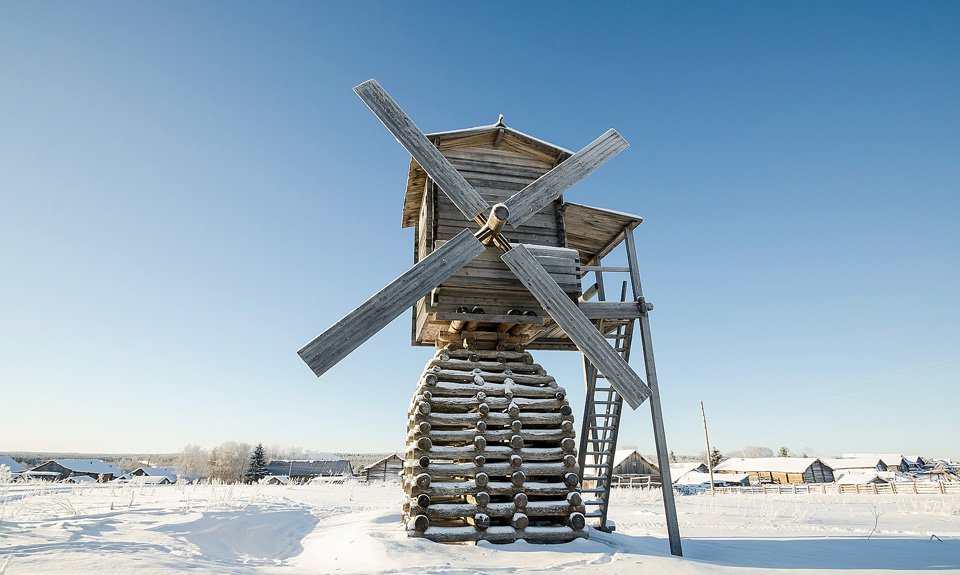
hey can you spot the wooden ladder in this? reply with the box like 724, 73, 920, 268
578, 279, 634, 531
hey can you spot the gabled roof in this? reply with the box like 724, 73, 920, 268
842, 454, 910, 467
669, 462, 708, 482
361, 453, 403, 471
836, 472, 888, 485
822, 457, 884, 471
65, 475, 97, 483
134, 466, 177, 479
47, 459, 125, 476
612, 449, 660, 473
401, 123, 572, 228
265, 459, 352, 477
715, 457, 825, 474
0, 455, 27, 474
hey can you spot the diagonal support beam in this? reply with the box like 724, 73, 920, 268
501, 244, 651, 409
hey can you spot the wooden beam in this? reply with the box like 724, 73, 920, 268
501, 245, 651, 409
578, 301, 643, 320
354, 79, 489, 221
503, 129, 629, 229
624, 228, 682, 557
298, 230, 484, 377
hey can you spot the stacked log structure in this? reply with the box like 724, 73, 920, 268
404, 346, 586, 543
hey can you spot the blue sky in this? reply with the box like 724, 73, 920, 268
2, 2, 957, 458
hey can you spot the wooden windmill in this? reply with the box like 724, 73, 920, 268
299, 79, 682, 553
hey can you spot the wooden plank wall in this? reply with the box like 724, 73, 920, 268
413, 134, 581, 346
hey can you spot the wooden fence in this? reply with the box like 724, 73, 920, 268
694, 481, 960, 496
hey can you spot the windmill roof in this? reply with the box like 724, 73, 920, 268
715, 457, 823, 473
48, 459, 125, 475
401, 122, 572, 228
0, 455, 27, 473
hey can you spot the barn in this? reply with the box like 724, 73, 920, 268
822, 457, 886, 474
119, 466, 178, 482
611, 450, 660, 476
27, 459, 125, 482
264, 460, 353, 484
669, 462, 708, 484
714, 457, 835, 484
358, 453, 403, 482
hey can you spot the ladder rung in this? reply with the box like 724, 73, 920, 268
593, 400, 621, 405
579, 487, 607, 493
589, 426, 616, 430
584, 511, 605, 518
583, 499, 606, 506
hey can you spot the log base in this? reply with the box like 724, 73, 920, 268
404, 346, 586, 544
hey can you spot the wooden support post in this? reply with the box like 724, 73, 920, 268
624, 228, 682, 557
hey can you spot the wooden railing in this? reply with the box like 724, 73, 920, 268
682, 481, 960, 495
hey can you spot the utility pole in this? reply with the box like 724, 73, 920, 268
700, 401, 715, 496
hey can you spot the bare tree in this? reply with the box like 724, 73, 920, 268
208, 442, 251, 483
178, 444, 210, 480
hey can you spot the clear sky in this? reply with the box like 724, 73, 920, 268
2, 2, 958, 458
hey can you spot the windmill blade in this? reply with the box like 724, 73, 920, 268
299, 230, 485, 377
354, 79, 489, 222
503, 129, 629, 229
501, 244, 651, 409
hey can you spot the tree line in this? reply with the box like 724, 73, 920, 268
177, 442, 332, 483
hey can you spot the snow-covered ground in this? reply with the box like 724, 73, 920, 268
1, 481, 957, 574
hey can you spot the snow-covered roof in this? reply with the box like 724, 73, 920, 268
836, 472, 888, 485
261, 475, 290, 485
613, 450, 636, 467
65, 475, 97, 483
50, 459, 125, 475
822, 457, 883, 471
134, 475, 172, 484
842, 454, 908, 467
669, 462, 707, 479
0, 455, 27, 473
134, 466, 177, 479
676, 471, 750, 486
265, 460, 352, 477
715, 457, 822, 473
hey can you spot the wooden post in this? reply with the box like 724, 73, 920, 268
700, 401, 715, 497
625, 228, 682, 557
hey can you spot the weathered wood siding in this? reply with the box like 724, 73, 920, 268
413, 132, 579, 346
363, 455, 404, 482
612, 453, 659, 476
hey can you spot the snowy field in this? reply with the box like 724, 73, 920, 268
1, 481, 958, 574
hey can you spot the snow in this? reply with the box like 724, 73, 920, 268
0, 481, 958, 574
